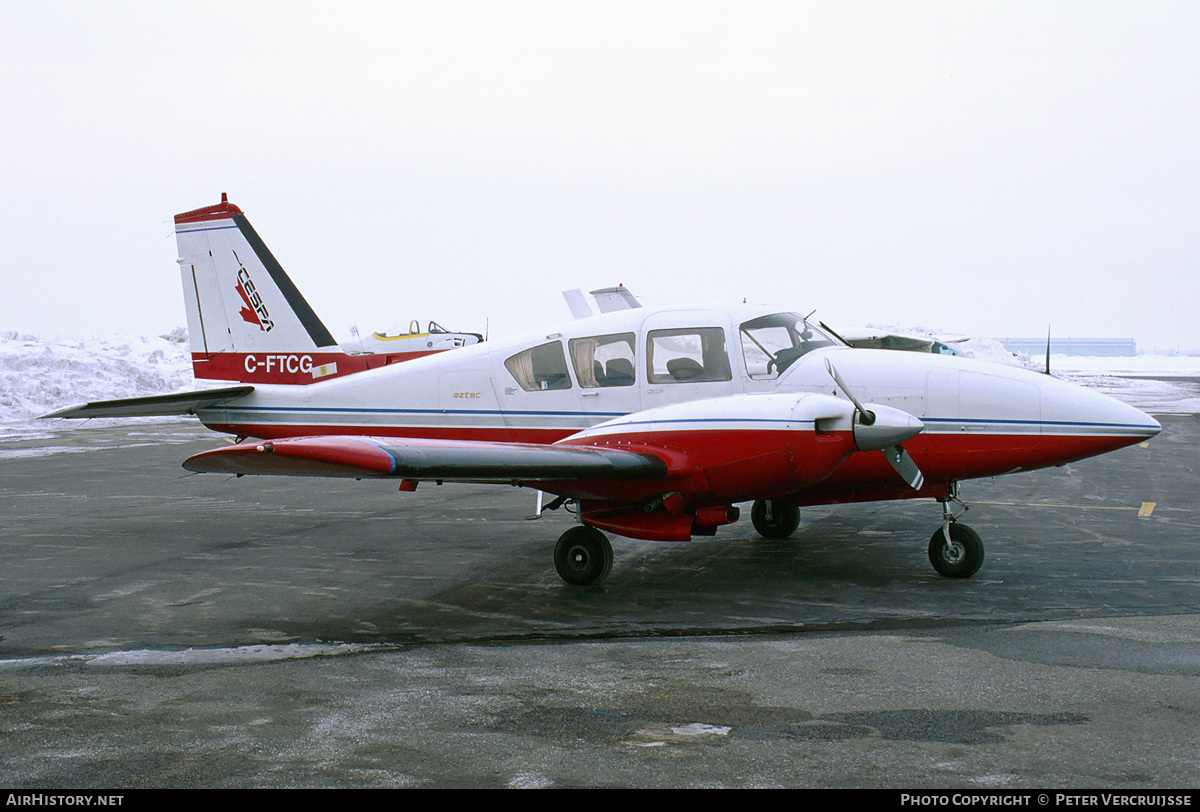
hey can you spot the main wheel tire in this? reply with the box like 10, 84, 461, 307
928, 523, 984, 578
554, 526, 613, 586
750, 499, 800, 539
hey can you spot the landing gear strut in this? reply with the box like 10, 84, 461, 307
928, 484, 984, 578
750, 499, 800, 539
554, 525, 613, 586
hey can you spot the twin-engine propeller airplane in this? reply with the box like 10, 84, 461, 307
45, 196, 1162, 586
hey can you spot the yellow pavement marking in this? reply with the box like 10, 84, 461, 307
976, 501, 1154, 514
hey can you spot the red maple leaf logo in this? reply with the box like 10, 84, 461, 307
235, 280, 265, 330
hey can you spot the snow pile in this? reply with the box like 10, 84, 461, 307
953, 336, 1043, 370
857, 323, 1044, 371
0, 329, 192, 439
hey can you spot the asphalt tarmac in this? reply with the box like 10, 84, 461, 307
1, 414, 1198, 789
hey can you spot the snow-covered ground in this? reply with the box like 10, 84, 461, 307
1039, 354, 1200, 415
2, 330, 1198, 455
0, 329, 194, 444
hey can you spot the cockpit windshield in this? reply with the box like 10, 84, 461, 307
739, 312, 839, 379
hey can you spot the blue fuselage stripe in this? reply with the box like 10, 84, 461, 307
203, 406, 1155, 433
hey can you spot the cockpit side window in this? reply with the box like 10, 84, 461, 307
505, 341, 572, 391
647, 328, 731, 384
569, 333, 636, 388
740, 313, 837, 379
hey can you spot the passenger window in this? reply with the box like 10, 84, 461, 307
569, 333, 636, 388
505, 341, 572, 391
647, 328, 731, 384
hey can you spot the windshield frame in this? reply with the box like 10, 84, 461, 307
739, 312, 839, 379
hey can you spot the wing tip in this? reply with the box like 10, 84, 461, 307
38, 403, 89, 419
184, 436, 398, 478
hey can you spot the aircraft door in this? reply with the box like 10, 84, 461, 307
495, 339, 590, 441
567, 332, 642, 424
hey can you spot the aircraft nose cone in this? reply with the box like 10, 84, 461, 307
853, 403, 924, 452
1039, 373, 1163, 459
1140, 413, 1163, 439
1076, 382, 1161, 436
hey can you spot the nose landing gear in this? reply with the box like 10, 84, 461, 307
928, 484, 983, 578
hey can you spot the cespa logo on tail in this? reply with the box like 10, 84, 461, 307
234, 254, 273, 332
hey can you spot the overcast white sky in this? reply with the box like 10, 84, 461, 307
2, 1, 1197, 351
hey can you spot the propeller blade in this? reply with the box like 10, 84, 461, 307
884, 445, 925, 490
824, 359, 874, 424
825, 358, 926, 489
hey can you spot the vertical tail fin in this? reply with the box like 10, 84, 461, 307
175, 195, 344, 384
175, 194, 475, 385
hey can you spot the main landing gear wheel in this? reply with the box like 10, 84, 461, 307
928, 523, 984, 578
554, 525, 613, 586
750, 499, 800, 539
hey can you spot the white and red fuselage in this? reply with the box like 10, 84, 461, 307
189, 303, 1159, 540
45, 195, 1161, 579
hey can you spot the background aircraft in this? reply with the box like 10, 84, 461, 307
46, 197, 1162, 586
834, 326, 969, 356
350, 321, 483, 355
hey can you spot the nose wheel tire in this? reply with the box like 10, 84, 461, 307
928, 523, 984, 578
554, 526, 613, 586
750, 499, 800, 539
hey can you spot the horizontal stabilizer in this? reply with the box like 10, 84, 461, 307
40, 385, 254, 419
184, 435, 668, 482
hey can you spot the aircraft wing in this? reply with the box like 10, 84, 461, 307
41, 385, 254, 419
837, 327, 935, 352
183, 435, 669, 482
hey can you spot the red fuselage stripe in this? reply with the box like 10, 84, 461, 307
191, 351, 442, 384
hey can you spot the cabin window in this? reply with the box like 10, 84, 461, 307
647, 328, 731, 384
569, 333, 636, 388
505, 341, 572, 391
740, 313, 837, 379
